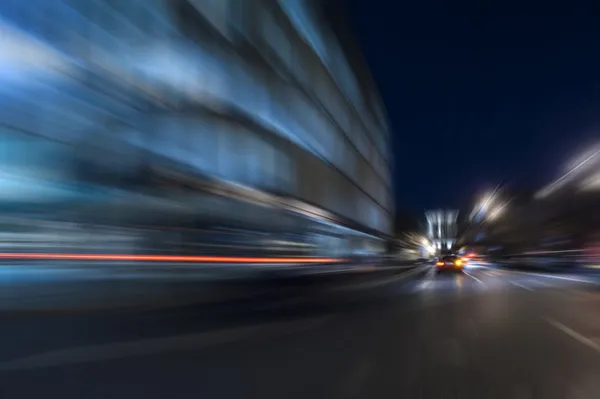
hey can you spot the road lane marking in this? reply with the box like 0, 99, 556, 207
493, 269, 597, 285
481, 271, 496, 278
463, 271, 485, 285
510, 281, 533, 291
535, 281, 556, 288
545, 318, 600, 353
0, 315, 331, 372
522, 273, 594, 284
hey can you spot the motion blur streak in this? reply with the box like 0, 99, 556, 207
0, 0, 392, 265
0, 253, 343, 263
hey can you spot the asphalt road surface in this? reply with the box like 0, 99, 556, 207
3, 263, 600, 398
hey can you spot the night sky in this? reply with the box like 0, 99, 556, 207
347, 1, 600, 213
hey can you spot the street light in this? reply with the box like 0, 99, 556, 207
487, 207, 502, 221
471, 184, 502, 220
486, 200, 510, 222
480, 192, 496, 212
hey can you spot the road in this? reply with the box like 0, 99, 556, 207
2, 263, 600, 398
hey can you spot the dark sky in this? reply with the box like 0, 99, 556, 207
347, 1, 600, 213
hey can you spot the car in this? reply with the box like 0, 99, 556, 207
435, 255, 464, 273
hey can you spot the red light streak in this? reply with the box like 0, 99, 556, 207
0, 253, 343, 263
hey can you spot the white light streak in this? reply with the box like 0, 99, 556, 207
536, 147, 600, 199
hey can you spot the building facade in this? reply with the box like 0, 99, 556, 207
0, 0, 392, 257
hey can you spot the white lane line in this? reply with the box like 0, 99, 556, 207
510, 281, 534, 292
523, 273, 594, 284
545, 318, 600, 353
463, 271, 485, 285
535, 280, 556, 288
0, 315, 331, 372
495, 269, 597, 285
481, 271, 496, 278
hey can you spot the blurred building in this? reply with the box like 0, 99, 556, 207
425, 210, 458, 252
459, 147, 600, 259
0, 0, 392, 257
459, 185, 537, 253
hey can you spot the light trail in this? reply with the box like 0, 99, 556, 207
536, 147, 600, 198
0, 253, 344, 263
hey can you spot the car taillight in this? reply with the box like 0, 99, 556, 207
455, 259, 463, 266
436, 261, 444, 266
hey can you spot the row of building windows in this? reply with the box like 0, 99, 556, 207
244, 3, 391, 202
184, 0, 390, 192
0, 0, 393, 233
1, 0, 389, 173
275, 0, 390, 160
